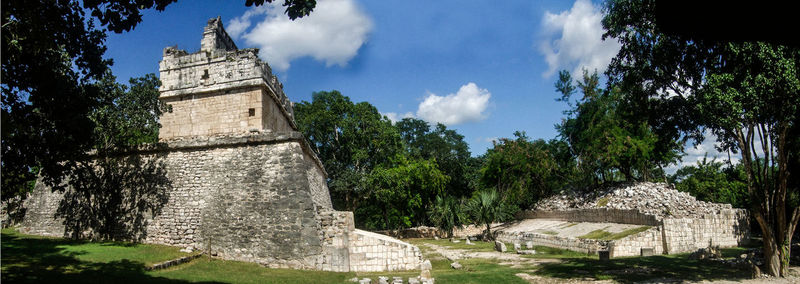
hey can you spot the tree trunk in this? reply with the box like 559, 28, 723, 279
485, 223, 492, 241
763, 233, 781, 276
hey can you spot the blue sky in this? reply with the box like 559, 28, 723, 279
106, 0, 727, 170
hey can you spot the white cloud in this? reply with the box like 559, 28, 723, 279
382, 112, 415, 123
228, 0, 372, 71
664, 131, 740, 174
539, 0, 621, 77
416, 82, 491, 126
226, 7, 267, 38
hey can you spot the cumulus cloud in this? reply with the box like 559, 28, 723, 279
382, 112, 415, 123
227, 0, 372, 71
416, 82, 491, 126
539, 0, 621, 77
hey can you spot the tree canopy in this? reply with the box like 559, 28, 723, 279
603, 0, 800, 276
555, 69, 676, 183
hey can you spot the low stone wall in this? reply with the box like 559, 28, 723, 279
609, 227, 664, 257
517, 209, 660, 226
511, 208, 748, 257
17, 187, 65, 237
661, 209, 749, 254
496, 231, 608, 254
454, 223, 503, 238
349, 229, 422, 272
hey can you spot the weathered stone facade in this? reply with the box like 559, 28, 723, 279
498, 183, 749, 257
158, 17, 295, 140
15, 17, 422, 272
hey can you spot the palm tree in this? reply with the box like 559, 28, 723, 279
466, 190, 510, 240
428, 195, 468, 238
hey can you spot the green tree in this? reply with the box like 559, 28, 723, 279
670, 156, 748, 208
368, 157, 448, 230
91, 73, 169, 152
429, 195, 468, 238
604, 0, 800, 276
294, 91, 404, 213
395, 118, 473, 197
466, 190, 510, 240
555, 69, 676, 183
480, 131, 571, 209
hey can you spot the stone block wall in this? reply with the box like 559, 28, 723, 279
318, 210, 355, 272
348, 229, 423, 272
512, 208, 748, 257
16, 132, 421, 272
159, 87, 290, 140
18, 133, 332, 268
201, 17, 237, 52
496, 231, 608, 254
158, 21, 295, 140
609, 227, 664, 257
18, 184, 66, 237
517, 209, 660, 226
661, 209, 749, 254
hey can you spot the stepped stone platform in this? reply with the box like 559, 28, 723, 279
497, 182, 750, 257
11, 17, 422, 272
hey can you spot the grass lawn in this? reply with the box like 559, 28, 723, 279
521, 245, 592, 259
536, 247, 752, 283
578, 226, 652, 240
1, 228, 760, 283
408, 238, 496, 252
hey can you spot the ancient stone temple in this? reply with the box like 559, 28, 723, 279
16, 17, 422, 272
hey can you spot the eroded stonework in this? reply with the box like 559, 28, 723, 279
16, 17, 422, 272
158, 17, 295, 140
497, 182, 749, 257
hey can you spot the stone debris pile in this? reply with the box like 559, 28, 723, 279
534, 182, 734, 218
694, 246, 764, 278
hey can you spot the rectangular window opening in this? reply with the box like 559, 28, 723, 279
248, 108, 256, 117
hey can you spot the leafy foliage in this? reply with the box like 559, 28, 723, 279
245, 0, 317, 20
603, 0, 800, 276
480, 132, 574, 210
670, 156, 748, 208
466, 190, 510, 240
367, 157, 448, 230
90, 73, 169, 151
555, 69, 676, 183
2, 0, 112, 200
295, 91, 459, 230
294, 91, 403, 214
396, 118, 474, 197
428, 195, 468, 238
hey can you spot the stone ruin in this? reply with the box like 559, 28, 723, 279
497, 182, 750, 257
14, 17, 423, 273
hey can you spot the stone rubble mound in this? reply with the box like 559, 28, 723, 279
534, 182, 734, 218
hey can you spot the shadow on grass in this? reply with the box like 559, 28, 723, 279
536, 252, 751, 283
1, 232, 221, 284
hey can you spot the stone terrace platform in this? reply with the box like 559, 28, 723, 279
496, 182, 750, 257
